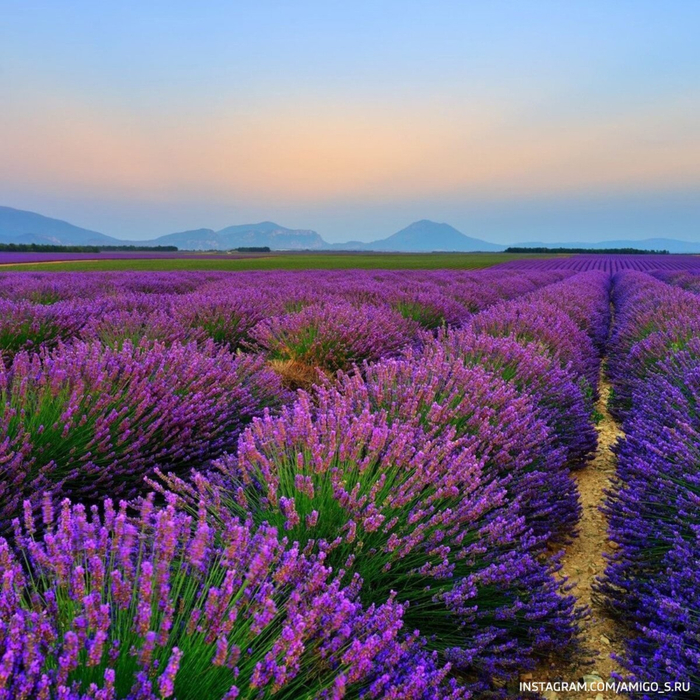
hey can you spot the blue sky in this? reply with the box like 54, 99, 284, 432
1, 0, 699, 243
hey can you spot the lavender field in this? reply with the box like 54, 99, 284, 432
0, 259, 697, 699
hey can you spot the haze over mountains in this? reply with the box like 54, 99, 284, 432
2, 205, 699, 253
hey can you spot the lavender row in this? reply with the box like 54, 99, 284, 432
0, 268, 569, 303
607, 271, 700, 417
0, 340, 290, 530
651, 268, 700, 294
158, 271, 611, 692
469, 270, 610, 394
0, 269, 569, 367
496, 254, 700, 273
599, 271, 700, 695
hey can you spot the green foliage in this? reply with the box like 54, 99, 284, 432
0, 252, 559, 272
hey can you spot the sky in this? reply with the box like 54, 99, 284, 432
1, 0, 699, 244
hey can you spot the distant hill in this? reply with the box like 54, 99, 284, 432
2, 205, 699, 253
0, 207, 327, 251
146, 222, 326, 251
0, 206, 122, 246
333, 220, 504, 252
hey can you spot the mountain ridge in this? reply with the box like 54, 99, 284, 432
2, 205, 699, 253
330, 220, 503, 252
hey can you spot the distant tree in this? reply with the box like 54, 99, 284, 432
0, 243, 179, 253
504, 247, 669, 255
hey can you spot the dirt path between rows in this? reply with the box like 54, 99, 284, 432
529, 371, 626, 699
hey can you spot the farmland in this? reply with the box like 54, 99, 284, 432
0, 251, 558, 272
0, 257, 697, 698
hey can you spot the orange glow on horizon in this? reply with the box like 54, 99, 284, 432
2, 91, 699, 205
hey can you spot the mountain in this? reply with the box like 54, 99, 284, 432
364, 220, 504, 252
2, 205, 699, 253
146, 222, 326, 251
218, 222, 325, 250
0, 207, 327, 251
331, 220, 504, 252
0, 206, 122, 246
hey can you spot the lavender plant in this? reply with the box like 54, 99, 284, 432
0, 299, 89, 361
249, 302, 420, 373
158, 392, 581, 683
530, 270, 612, 353
0, 496, 467, 699
416, 327, 597, 467
0, 340, 289, 528
330, 356, 579, 543
468, 299, 600, 393
79, 308, 199, 348
174, 289, 279, 350
607, 271, 700, 416
387, 289, 469, 329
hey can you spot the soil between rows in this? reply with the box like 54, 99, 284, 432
529, 372, 625, 699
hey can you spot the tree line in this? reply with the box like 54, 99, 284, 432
505, 247, 669, 255
0, 243, 179, 253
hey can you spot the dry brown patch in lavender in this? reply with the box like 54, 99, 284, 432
268, 358, 329, 391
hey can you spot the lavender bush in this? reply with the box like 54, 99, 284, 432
0, 299, 89, 361
173, 289, 279, 350
387, 288, 469, 329
468, 300, 600, 393
0, 496, 467, 699
531, 270, 612, 353
330, 356, 579, 543
416, 328, 597, 467
0, 340, 289, 528
79, 308, 198, 348
159, 391, 581, 683
249, 302, 420, 374
652, 268, 700, 294
607, 271, 700, 416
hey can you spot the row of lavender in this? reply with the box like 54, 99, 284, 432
600, 271, 700, 694
651, 267, 700, 295
0, 268, 572, 532
0, 269, 611, 698
498, 255, 700, 273
0, 269, 570, 369
0, 252, 270, 264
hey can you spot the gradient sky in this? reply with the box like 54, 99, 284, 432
2, 0, 699, 243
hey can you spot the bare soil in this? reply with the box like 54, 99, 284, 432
528, 373, 626, 699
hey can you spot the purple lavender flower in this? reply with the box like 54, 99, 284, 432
414, 327, 598, 467
468, 298, 601, 392
160, 387, 581, 682
0, 340, 289, 528
249, 301, 421, 373
330, 355, 579, 543
0, 496, 464, 698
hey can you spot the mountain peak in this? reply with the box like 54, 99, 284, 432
375, 220, 503, 252
408, 219, 450, 227
0, 205, 122, 246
